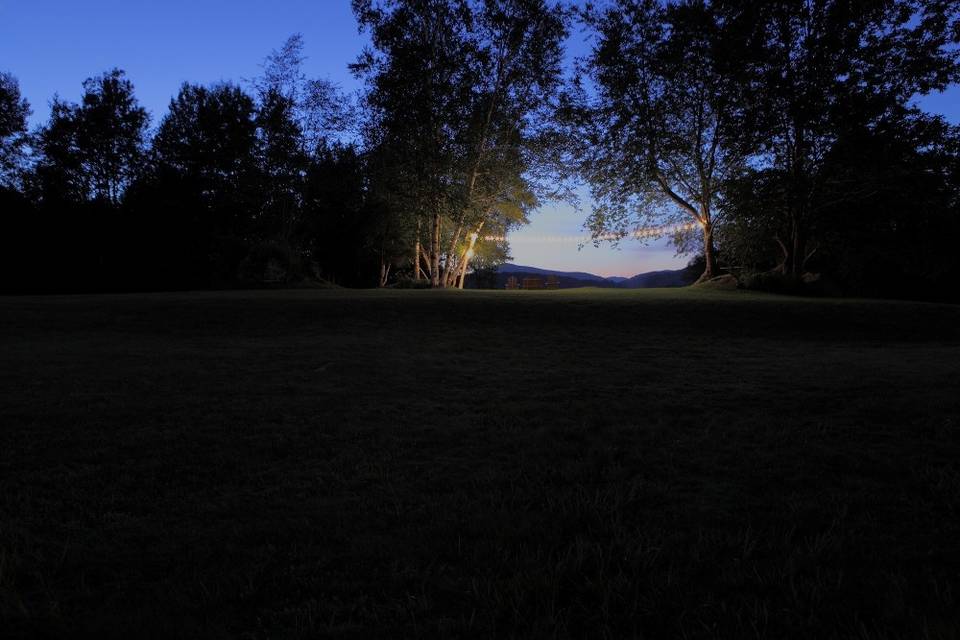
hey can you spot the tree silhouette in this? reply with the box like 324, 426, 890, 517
576, 0, 753, 282
0, 71, 30, 189
32, 69, 148, 206
727, 0, 960, 278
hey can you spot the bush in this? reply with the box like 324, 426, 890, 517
237, 241, 319, 285
739, 270, 847, 297
740, 271, 808, 295
392, 277, 434, 289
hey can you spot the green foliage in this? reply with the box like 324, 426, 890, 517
0, 71, 30, 188
720, 106, 960, 300
31, 69, 149, 205
392, 276, 434, 288
738, 270, 808, 295
717, 0, 960, 279
353, 0, 570, 286
578, 0, 960, 291
254, 34, 354, 152
3, 5, 960, 298
575, 0, 753, 279
152, 82, 260, 235
236, 240, 318, 284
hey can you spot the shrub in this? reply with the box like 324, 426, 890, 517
237, 241, 320, 285
740, 270, 808, 295
392, 277, 433, 289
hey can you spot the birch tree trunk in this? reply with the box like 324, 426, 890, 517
430, 211, 441, 287
413, 218, 422, 281
456, 222, 484, 289
441, 219, 465, 285
441, 52, 507, 286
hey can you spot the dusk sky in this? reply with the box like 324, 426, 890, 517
3, 0, 958, 277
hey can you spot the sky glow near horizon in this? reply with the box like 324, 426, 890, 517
2, 1, 958, 277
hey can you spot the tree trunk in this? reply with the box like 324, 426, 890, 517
445, 261, 459, 288
378, 241, 391, 287
778, 212, 804, 280
772, 235, 789, 274
379, 259, 391, 287
419, 245, 431, 281
456, 222, 484, 289
790, 220, 804, 280
440, 56, 506, 288
430, 211, 441, 288
701, 221, 717, 281
413, 219, 422, 281
441, 218, 465, 286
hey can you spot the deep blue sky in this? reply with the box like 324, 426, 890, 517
2, 0, 367, 125
2, 1, 957, 276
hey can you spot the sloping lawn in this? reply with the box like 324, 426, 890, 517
2, 288, 959, 638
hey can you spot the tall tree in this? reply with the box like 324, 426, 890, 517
727, 0, 960, 278
353, 0, 569, 287
0, 71, 31, 189
439, 0, 570, 287
577, 0, 751, 282
143, 82, 261, 284
253, 34, 352, 155
252, 35, 360, 280
353, 0, 472, 286
0, 72, 37, 294
720, 107, 960, 299
152, 82, 260, 234
32, 69, 148, 205
255, 87, 305, 243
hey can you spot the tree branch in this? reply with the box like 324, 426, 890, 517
654, 169, 702, 223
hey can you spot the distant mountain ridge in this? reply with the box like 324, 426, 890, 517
492, 263, 610, 282
489, 264, 696, 289
618, 269, 695, 288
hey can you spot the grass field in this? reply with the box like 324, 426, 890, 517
2, 288, 960, 639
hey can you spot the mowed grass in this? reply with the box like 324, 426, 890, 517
2, 288, 960, 639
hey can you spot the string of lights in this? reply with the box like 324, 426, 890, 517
481, 221, 700, 244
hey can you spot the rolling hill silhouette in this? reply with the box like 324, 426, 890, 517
482, 264, 696, 289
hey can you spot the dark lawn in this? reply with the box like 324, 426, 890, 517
1, 288, 959, 639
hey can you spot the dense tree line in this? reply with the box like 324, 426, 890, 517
0, 38, 382, 292
1, 0, 958, 299
573, 0, 960, 299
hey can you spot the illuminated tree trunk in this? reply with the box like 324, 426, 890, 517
702, 221, 717, 280
445, 261, 459, 288
419, 245, 431, 281
441, 218, 465, 285
456, 221, 484, 289
442, 60, 505, 287
430, 211, 441, 287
